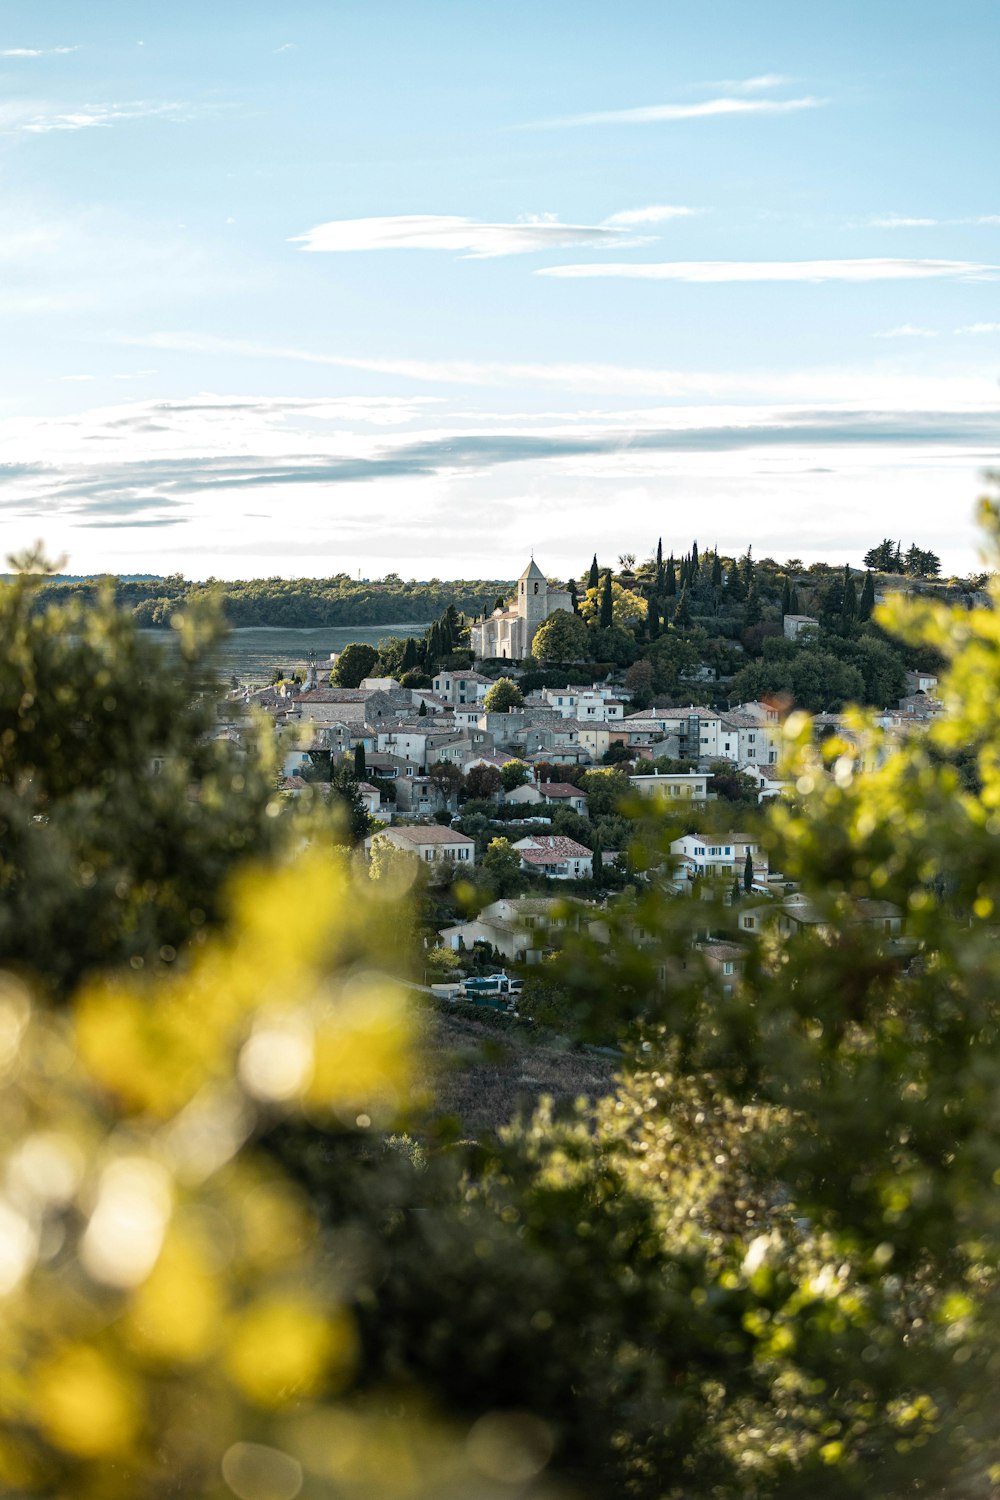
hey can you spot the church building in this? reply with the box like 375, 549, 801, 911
470, 560, 573, 661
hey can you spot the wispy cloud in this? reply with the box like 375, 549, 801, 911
274, 43, 296, 53
292, 211, 691, 258
115, 334, 1000, 408
875, 324, 939, 338
602, 205, 697, 226
538, 258, 999, 283
0, 100, 197, 135
869, 213, 1000, 228
4, 407, 996, 520
0, 46, 78, 58
19, 101, 192, 133
957, 322, 1000, 334
531, 95, 824, 128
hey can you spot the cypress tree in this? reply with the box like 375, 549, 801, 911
418, 697, 428, 717
741, 547, 755, 593
673, 587, 692, 627
679, 557, 689, 589
789, 586, 800, 615
731, 876, 742, 905
655, 537, 665, 594
691, 540, 700, 575
588, 555, 600, 592
600, 571, 614, 629
781, 577, 792, 616
648, 597, 660, 639
859, 571, 875, 621
711, 551, 723, 588
744, 586, 762, 628
744, 847, 753, 893
665, 555, 677, 596
402, 636, 418, 671
841, 574, 858, 631
354, 742, 366, 780
569, 579, 580, 614
592, 836, 603, 885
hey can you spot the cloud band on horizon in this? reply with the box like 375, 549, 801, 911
537, 258, 999, 282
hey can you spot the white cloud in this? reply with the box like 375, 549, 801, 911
869, 213, 1000, 228
120, 333, 1000, 408
0, 46, 78, 58
538, 258, 999, 282
602, 205, 698, 226
275, 43, 296, 53
533, 96, 825, 127
292, 212, 662, 258
957, 322, 1000, 334
869, 216, 939, 229
875, 324, 939, 338
17, 101, 191, 133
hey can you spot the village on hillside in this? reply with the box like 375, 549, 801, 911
209, 544, 952, 1011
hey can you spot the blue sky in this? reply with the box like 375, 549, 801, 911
1, 0, 998, 578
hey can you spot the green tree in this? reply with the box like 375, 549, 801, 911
499, 759, 531, 793
673, 587, 693, 627
580, 766, 630, 817
743, 845, 753, 891
0, 557, 286, 998
588, 554, 600, 591
464, 763, 502, 800
482, 835, 524, 895
859, 570, 876, 621
600, 570, 614, 629
332, 641, 379, 687
328, 762, 371, 843
483, 677, 524, 713
354, 742, 367, 779
531, 609, 591, 663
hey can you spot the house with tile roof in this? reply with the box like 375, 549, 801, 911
513, 834, 593, 880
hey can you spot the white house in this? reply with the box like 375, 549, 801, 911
432, 670, 492, 706
373, 825, 476, 867
505, 780, 589, 815
438, 897, 583, 963
513, 834, 593, 880
670, 833, 768, 884
630, 771, 712, 802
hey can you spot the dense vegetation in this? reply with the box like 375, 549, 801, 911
0, 518, 996, 1497
28, 573, 514, 628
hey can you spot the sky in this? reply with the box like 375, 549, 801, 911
0, 0, 998, 581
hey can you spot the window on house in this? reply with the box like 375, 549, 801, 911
742, 916, 753, 929
723, 962, 734, 975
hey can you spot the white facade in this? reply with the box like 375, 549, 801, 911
630, 771, 712, 802
471, 560, 573, 661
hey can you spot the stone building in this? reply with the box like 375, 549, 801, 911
470, 560, 572, 661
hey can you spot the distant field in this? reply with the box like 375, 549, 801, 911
140, 623, 429, 686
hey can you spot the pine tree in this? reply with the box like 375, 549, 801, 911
859, 572, 875, 621
665, 555, 677, 596
600, 571, 614, 629
743, 587, 762, 628
588, 555, 600, 592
